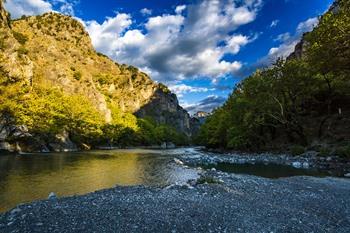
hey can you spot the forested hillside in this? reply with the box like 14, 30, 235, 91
197, 0, 350, 156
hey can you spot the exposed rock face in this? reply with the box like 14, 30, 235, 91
136, 85, 200, 136
287, 36, 308, 60
0, 5, 198, 152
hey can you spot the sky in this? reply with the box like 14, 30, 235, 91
4, 0, 334, 114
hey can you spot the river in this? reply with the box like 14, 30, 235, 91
0, 148, 198, 212
0, 148, 332, 213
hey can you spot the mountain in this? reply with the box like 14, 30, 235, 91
0, 2, 198, 152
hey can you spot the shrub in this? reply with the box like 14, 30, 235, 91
0, 37, 5, 50
334, 145, 350, 158
196, 176, 222, 185
16, 46, 29, 56
73, 71, 82, 81
290, 145, 305, 156
12, 31, 28, 45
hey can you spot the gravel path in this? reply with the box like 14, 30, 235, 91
1, 170, 349, 233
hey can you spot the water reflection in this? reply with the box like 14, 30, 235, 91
201, 162, 329, 179
0, 149, 198, 212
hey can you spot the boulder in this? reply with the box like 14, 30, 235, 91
292, 162, 302, 168
48, 192, 57, 200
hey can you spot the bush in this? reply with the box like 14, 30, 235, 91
73, 71, 82, 81
334, 145, 350, 158
290, 145, 305, 156
12, 31, 28, 45
0, 37, 5, 50
16, 46, 29, 56
196, 176, 222, 185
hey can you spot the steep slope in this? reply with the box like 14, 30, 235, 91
0, 5, 198, 152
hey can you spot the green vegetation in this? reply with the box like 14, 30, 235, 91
0, 80, 189, 148
197, 0, 350, 152
290, 146, 306, 156
196, 176, 223, 185
73, 71, 82, 81
12, 31, 28, 45
16, 46, 28, 56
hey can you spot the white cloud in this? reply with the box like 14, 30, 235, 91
270, 19, 279, 28
4, 0, 53, 19
52, 0, 77, 16
296, 17, 319, 34
84, 0, 262, 83
140, 8, 152, 16
226, 35, 249, 54
175, 5, 186, 14
85, 13, 132, 57
4, 0, 78, 18
169, 84, 214, 97
274, 32, 291, 42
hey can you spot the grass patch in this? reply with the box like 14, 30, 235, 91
196, 176, 222, 185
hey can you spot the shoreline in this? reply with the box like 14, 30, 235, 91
179, 148, 350, 177
1, 169, 349, 232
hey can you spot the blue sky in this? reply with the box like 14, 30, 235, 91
5, 0, 334, 114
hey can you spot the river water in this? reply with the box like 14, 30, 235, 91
0, 148, 331, 213
0, 148, 198, 212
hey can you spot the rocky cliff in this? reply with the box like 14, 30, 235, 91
0, 3, 197, 152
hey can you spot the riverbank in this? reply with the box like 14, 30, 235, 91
1, 169, 349, 233
179, 148, 350, 177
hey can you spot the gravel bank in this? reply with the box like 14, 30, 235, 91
179, 149, 350, 176
1, 170, 349, 233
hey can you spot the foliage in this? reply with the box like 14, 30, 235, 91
290, 145, 305, 156
73, 71, 82, 81
16, 46, 29, 56
198, 1, 350, 152
12, 31, 28, 45
196, 176, 222, 185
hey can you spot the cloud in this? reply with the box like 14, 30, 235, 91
183, 95, 227, 114
175, 5, 186, 14
273, 32, 291, 42
169, 84, 214, 98
52, 0, 78, 16
4, 0, 53, 18
270, 19, 279, 28
296, 17, 318, 34
267, 17, 319, 60
84, 0, 262, 83
4, 0, 78, 18
140, 8, 152, 16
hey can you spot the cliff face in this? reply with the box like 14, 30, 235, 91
0, 6, 198, 152
136, 85, 200, 136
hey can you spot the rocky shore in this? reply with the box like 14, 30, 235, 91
178, 148, 350, 177
1, 169, 349, 233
